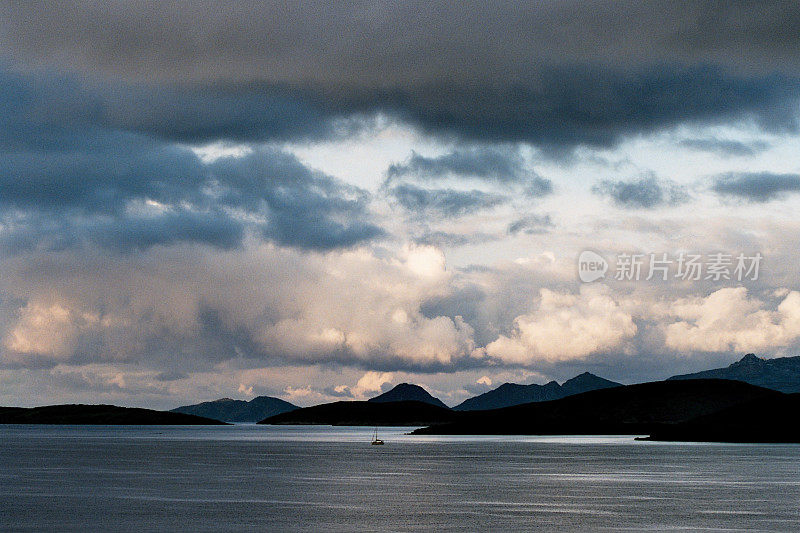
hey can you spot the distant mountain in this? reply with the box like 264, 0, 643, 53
367, 383, 448, 408
455, 381, 563, 411
668, 353, 800, 393
560, 372, 621, 396
644, 392, 800, 443
171, 396, 298, 422
413, 379, 779, 436
454, 372, 621, 411
259, 400, 457, 426
0, 404, 227, 425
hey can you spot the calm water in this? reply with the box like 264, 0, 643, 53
1, 425, 799, 532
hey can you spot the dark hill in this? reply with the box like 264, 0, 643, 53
259, 400, 457, 426
0, 404, 227, 425
171, 395, 298, 422
644, 393, 800, 443
668, 353, 800, 393
367, 383, 448, 408
414, 379, 779, 435
454, 372, 621, 411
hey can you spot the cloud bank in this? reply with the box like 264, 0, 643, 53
1, 2, 800, 408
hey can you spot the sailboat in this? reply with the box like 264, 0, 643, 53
371, 427, 384, 445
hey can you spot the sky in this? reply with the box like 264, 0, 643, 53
3, 1, 800, 408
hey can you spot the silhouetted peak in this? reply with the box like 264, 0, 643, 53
380, 383, 428, 396
735, 353, 764, 366
560, 372, 622, 396
563, 372, 596, 385
368, 383, 448, 408
565, 372, 616, 384
172, 395, 298, 422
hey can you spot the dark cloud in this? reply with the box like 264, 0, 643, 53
507, 215, 554, 235
2, 3, 800, 149
379, 67, 799, 148
208, 149, 384, 250
108, 84, 362, 144
390, 184, 506, 218
0, 135, 207, 214
0, 144, 383, 252
0, 70, 351, 148
385, 147, 553, 203
386, 147, 527, 182
712, 172, 800, 202
678, 138, 771, 156
90, 210, 246, 252
593, 175, 689, 209
8, 65, 795, 152
0, 80, 383, 252
0, 210, 246, 254
7, 2, 800, 82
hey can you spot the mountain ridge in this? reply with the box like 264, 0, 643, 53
171, 395, 298, 422
454, 372, 621, 411
668, 353, 800, 393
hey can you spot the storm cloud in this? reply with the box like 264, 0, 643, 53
7, 2, 800, 80
0, 70, 383, 252
3, 3, 800, 148
0, 141, 383, 252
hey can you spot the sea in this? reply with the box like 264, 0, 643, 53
1, 425, 799, 532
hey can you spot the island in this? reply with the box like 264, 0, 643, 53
0, 404, 228, 425
412, 379, 782, 437
260, 399, 457, 426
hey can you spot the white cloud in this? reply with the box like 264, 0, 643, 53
250, 243, 476, 368
664, 287, 800, 353
353, 371, 394, 398
1, 303, 116, 364
0, 241, 475, 370
283, 385, 316, 404
485, 284, 637, 364
3, 303, 79, 360
7, 211, 800, 409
